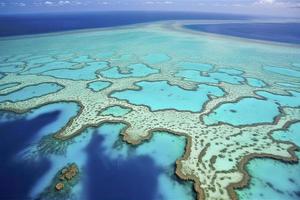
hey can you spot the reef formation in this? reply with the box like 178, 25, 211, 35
0, 21, 300, 199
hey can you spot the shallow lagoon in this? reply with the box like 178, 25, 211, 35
87, 80, 111, 92
264, 66, 300, 78
237, 122, 300, 200
246, 77, 266, 88
112, 81, 224, 112
99, 105, 132, 117
203, 98, 280, 126
101, 63, 158, 79
0, 82, 19, 91
23, 61, 77, 74
256, 90, 300, 107
42, 61, 108, 80
272, 122, 300, 147
237, 152, 300, 200
0, 83, 63, 103
176, 69, 245, 85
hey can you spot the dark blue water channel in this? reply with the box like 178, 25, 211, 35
84, 132, 161, 200
0, 11, 249, 36
0, 110, 57, 199
185, 23, 300, 44
0, 103, 182, 200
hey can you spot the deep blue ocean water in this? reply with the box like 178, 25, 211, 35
185, 23, 300, 44
84, 132, 161, 200
0, 111, 57, 199
0, 107, 174, 200
0, 11, 298, 44
0, 11, 249, 36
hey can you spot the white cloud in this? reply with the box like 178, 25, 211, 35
143, 0, 174, 5
58, 0, 70, 5
44, 1, 53, 5
253, 0, 299, 8
15, 2, 26, 6
260, 0, 275, 4
163, 1, 174, 4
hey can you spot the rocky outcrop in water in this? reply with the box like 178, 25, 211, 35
55, 163, 79, 192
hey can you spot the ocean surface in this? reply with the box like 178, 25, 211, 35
1, 12, 299, 45
0, 111, 55, 199
0, 11, 249, 37
185, 23, 300, 44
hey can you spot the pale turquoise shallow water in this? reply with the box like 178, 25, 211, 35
256, 90, 300, 107
218, 68, 244, 75
112, 80, 224, 112
203, 98, 280, 126
142, 53, 171, 64
246, 77, 266, 88
176, 69, 246, 84
0, 83, 63, 103
237, 122, 300, 200
42, 62, 108, 80
276, 82, 300, 88
237, 152, 300, 200
272, 122, 300, 147
0, 82, 19, 91
177, 62, 213, 71
264, 66, 300, 78
23, 61, 77, 74
101, 63, 158, 78
100, 105, 132, 117
87, 80, 111, 92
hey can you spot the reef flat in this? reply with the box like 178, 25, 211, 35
0, 20, 300, 199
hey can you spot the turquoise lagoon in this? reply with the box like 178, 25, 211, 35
264, 66, 300, 78
111, 81, 224, 112
218, 68, 244, 75
203, 98, 280, 126
256, 90, 300, 107
246, 77, 266, 88
176, 62, 213, 71
0, 83, 63, 103
272, 122, 300, 147
0, 20, 300, 200
142, 53, 171, 64
276, 82, 300, 88
99, 105, 132, 117
0, 82, 19, 91
87, 80, 111, 92
42, 61, 109, 80
237, 122, 300, 200
237, 152, 300, 200
23, 61, 77, 74
101, 63, 158, 78
176, 69, 245, 85
0, 62, 24, 73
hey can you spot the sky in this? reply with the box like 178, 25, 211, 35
0, 0, 300, 17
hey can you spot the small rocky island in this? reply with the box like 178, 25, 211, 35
39, 163, 79, 199
55, 163, 79, 192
